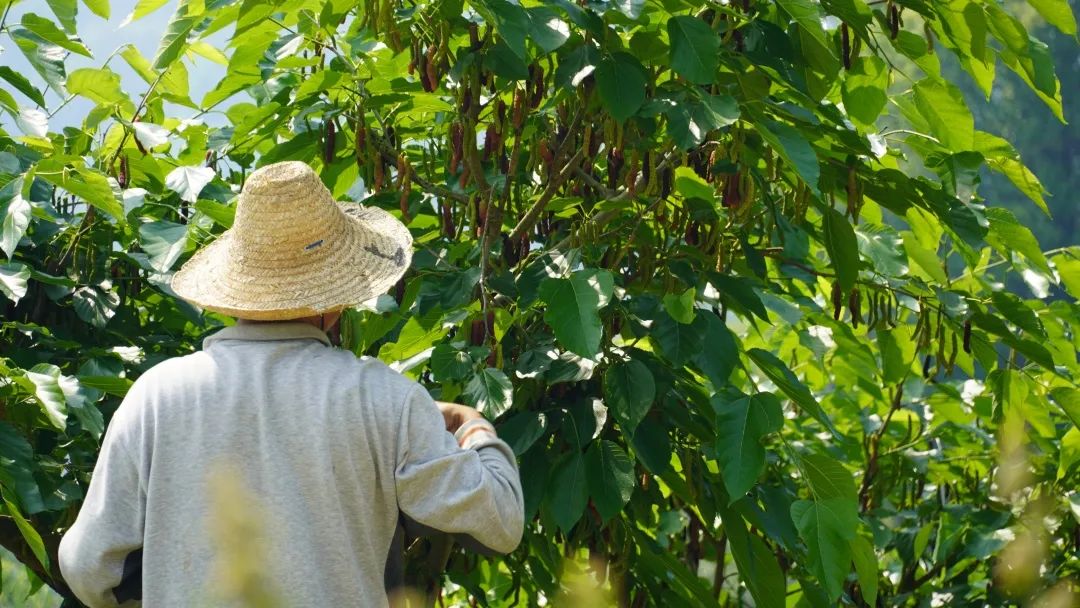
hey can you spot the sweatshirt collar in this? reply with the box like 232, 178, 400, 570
203, 321, 332, 349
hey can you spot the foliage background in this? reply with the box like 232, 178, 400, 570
0, 0, 1078, 605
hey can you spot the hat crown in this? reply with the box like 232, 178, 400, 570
233, 162, 339, 246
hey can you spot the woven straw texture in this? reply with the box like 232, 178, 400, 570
171, 161, 413, 320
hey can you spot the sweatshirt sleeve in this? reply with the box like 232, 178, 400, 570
393, 385, 524, 554
59, 392, 146, 608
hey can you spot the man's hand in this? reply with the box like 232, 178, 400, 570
435, 401, 484, 433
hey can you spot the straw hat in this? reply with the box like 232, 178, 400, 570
171, 161, 412, 320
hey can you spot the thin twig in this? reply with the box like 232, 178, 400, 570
509, 149, 584, 241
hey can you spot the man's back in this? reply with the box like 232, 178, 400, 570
59, 322, 524, 607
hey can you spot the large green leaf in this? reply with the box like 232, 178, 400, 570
841, 57, 888, 129
855, 223, 907, 277
1027, 0, 1077, 35
21, 13, 91, 57
0, 66, 47, 107
747, 348, 836, 435
152, 4, 197, 69
713, 392, 782, 502
67, 68, 128, 106
851, 534, 879, 606
756, 120, 820, 196
0, 422, 45, 513
791, 498, 856, 602
46, 167, 125, 221
121, 0, 172, 26
723, 514, 786, 608
10, 28, 67, 95
595, 52, 646, 123
25, 364, 69, 430
604, 359, 655, 435
45, 0, 79, 33
0, 262, 30, 304
692, 313, 739, 389
667, 16, 719, 84
463, 368, 513, 418
547, 451, 588, 532
2, 498, 49, 571
913, 79, 975, 150
165, 166, 215, 204
665, 93, 740, 149
1, 186, 32, 259
585, 439, 635, 521
139, 221, 189, 272
539, 269, 613, 357
822, 206, 860, 292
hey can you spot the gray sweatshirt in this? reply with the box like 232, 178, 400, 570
58, 321, 524, 607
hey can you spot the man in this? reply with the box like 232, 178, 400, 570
58, 161, 524, 606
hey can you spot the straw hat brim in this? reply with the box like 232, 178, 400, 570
171, 203, 412, 321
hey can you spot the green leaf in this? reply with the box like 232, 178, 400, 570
152, 4, 197, 70
901, 231, 948, 284
165, 166, 215, 204
1050, 387, 1080, 430
855, 223, 907, 277
1, 186, 32, 259
791, 499, 856, 602
604, 359, 655, 434
692, 313, 738, 388
44, 167, 125, 221
662, 287, 696, 324
667, 16, 719, 84
913, 79, 974, 150
723, 516, 786, 608
2, 497, 49, 571
674, 166, 714, 204
193, 199, 235, 228
665, 94, 740, 149
800, 453, 857, 501
776, 0, 836, 63
121, 0, 171, 26
841, 56, 888, 128
653, 312, 705, 366
585, 439, 635, 521
756, 120, 820, 196
16, 107, 48, 137
1027, 0, 1077, 35
82, 0, 110, 19
25, 364, 69, 430
463, 368, 513, 418
0, 422, 45, 513
497, 412, 547, 455
547, 451, 588, 532
713, 392, 782, 501
430, 343, 473, 381
0, 66, 47, 107
483, 39, 529, 80
595, 52, 646, 123
21, 13, 91, 56
878, 327, 915, 384
525, 7, 570, 53
851, 534, 879, 606
10, 28, 68, 95
71, 286, 119, 328
46, 0, 79, 33
539, 269, 613, 357
67, 68, 128, 106
822, 206, 860, 293
985, 207, 1051, 275
747, 348, 836, 435
991, 291, 1045, 339
77, 375, 133, 397
139, 220, 188, 273
0, 262, 30, 304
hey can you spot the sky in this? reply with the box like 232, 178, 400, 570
1, 0, 227, 133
